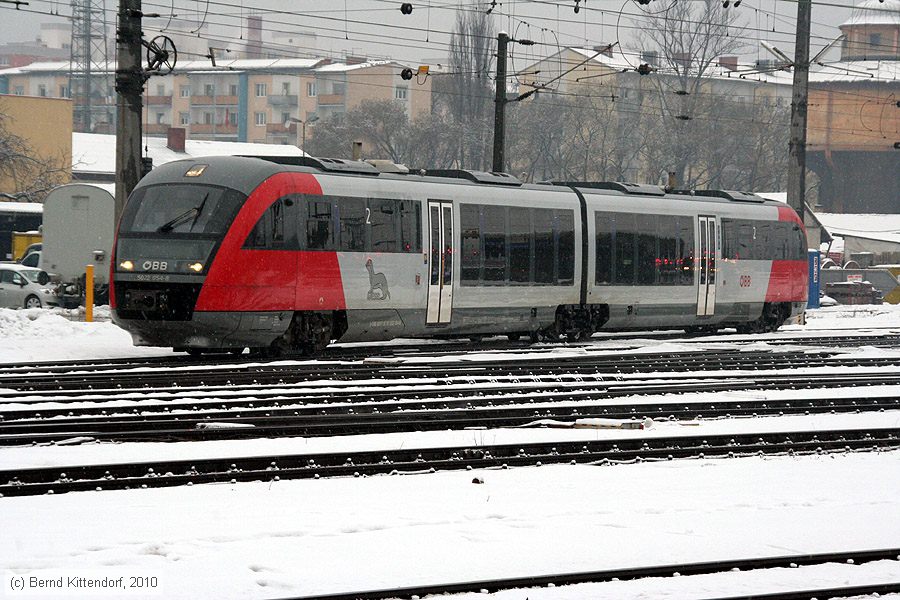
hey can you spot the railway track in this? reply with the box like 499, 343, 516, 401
1, 383, 898, 445
2, 348, 900, 396
2, 427, 897, 497
0, 330, 898, 383
274, 548, 900, 600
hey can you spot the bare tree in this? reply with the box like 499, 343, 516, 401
638, 0, 748, 187
431, 7, 495, 170
0, 110, 70, 202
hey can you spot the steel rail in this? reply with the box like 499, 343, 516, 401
2, 348, 900, 393
3, 369, 900, 423
1, 394, 898, 446
268, 548, 900, 600
0, 330, 896, 378
1, 427, 897, 497
3, 351, 900, 401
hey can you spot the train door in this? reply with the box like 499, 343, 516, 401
426, 201, 453, 325
696, 215, 718, 316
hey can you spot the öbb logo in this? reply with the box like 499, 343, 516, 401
142, 260, 168, 271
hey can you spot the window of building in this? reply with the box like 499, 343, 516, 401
281, 112, 291, 126
255, 83, 267, 97
180, 85, 191, 97
204, 84, 215, 96
255, 112, 266, 126
869, 33, 882, 50
156, 112, 165, 124
229, 84, 238, 96
59, 85, 70, 98
307, 81, 317, 97
13, 86, 24, 95
332, 82, 345, 95
228, 112, 237, 126
394, 86, 408, 100
281, 81, 290, 95
203, 112, 213, 125
156, 84, 165, 95
179, 112, 189, 125
38, 85, 47, 97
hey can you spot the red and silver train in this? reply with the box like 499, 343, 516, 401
111, 156, 808, 354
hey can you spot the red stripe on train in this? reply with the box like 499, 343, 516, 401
195, 172, 348, 312
766, 260, 808, 303
766, 205, 808, 303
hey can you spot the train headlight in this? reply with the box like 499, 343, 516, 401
119, 260, 134, 271
187, 262, 204, 272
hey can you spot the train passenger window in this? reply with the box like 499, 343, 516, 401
556, 210, 575, 285
460, 204, 480, 284
400, 200, 422, 253
369, 198, 398, 252
509, 207, 531, 283
533, 209, 554, 284
721, 219, 736, 259
594, 212, 613, 285
243, 198, 293, 250
482, 205, 506, 282
272, 200, 285, 245
636, 214, 658, 285
338, 197, 366, 251
677, 217, 694, 285
306, 199, 334, 250
737, 222, 754, 260
658, 216, 678, 285
614, 213, 636, 285
754, 223, 771, 260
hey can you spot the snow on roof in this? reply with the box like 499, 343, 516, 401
315, 60, 396, 73
72, 133, 305, 176
840, 0, 900, 27
0, 57, 323, 76
809, 60, 900, 83
816, 213, 900, 245
566, 47, 793, 85
0, 202, 43, 214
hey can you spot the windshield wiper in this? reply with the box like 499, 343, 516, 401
156, 193, 210, 233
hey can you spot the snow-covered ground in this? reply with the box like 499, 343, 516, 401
0, 304, 899, 599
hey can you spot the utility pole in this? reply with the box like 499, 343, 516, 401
787, 0, 812, 223
492, 31, 509, 173
114, 0, 144, 223
492, 32, 535, 174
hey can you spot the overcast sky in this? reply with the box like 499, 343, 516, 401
4, 0, 854, 66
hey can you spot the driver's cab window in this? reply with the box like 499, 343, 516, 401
21, 253, 39, 268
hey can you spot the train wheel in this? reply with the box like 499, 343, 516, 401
529, 331, 540, 344
507, 333, 521, 342
186, 348, 204, 357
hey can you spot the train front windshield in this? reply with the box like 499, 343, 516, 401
119, 184, 246, 235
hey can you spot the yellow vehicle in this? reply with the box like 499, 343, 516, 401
12, 231, 42, 261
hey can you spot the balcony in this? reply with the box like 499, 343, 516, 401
146, 95, 171, 105
268, 94, 298, 107
317, 93, 345, 106
190, 95, 239, 106
190, 123, 238, 134
266, 123, 297, 134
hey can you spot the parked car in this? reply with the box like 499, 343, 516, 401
0, 264, 58, 309
19, 249, 41, 268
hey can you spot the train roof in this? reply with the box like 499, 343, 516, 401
133, 155, 786, 208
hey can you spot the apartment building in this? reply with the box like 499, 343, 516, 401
0, 57, 432, 146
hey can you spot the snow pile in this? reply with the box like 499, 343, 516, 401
0, 307, 168, 363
